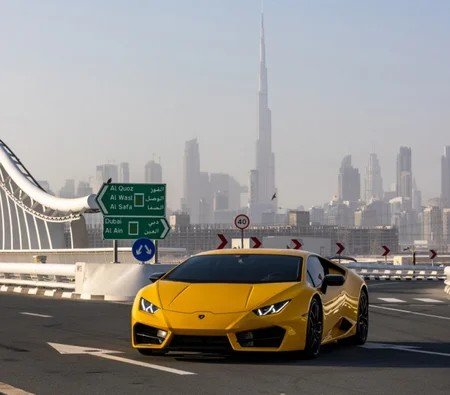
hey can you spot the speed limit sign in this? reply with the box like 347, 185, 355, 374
234, 214, 250, 230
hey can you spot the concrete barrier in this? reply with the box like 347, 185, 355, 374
75, 262, 176, 301
347, 262, 445, 281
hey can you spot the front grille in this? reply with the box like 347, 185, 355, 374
134, 323, 165, 345
168, 335, 232, 352
236, 326, 286, 348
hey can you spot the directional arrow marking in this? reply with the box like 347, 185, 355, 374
382, 245, 390, 256
251, 237, 262, 248
96, 184, 109, 215
160, 218, 170, 239
217, 234, 228, 249
336, 242, 345, 255
291, 239, 302, 250
136, 245, 143, 255
430, 249, 437, 260
48, 343, 196, 376
361, 342, 450, 357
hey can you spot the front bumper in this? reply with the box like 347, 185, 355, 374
131, 308, 309, 352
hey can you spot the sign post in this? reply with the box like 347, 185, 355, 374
96, 183, 169, 263
336, 242, 345, 264
429, 249, 437, 266
234, 214, 250, 249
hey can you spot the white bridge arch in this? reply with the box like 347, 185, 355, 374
0, 140, 98, 249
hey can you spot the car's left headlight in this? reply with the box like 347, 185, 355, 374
139, 297, 160, 314
253, 300, 290, 316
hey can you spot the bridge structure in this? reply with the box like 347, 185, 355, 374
0, 140, 98, 250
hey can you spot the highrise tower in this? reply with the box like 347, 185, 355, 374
338, 155, 360, 202
249, 12, 276, 223
364, 153, 383, 202
441, 146, 450, 208
396, 147, 412, 199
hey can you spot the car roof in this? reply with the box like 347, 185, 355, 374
195, 248, 311, 258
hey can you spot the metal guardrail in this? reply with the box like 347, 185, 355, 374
0, 262, 446, 293
0, 263, 75, 290
346, 262, 446, 281
445, 267, 450, 294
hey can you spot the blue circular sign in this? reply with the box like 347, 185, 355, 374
132, 238, 156, 263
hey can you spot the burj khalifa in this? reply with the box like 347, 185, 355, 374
249, 12, 277, 223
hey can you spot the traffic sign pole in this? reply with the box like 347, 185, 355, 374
234, 214, 250, 249
113, 240, 119, 263
154, 240, 159, 264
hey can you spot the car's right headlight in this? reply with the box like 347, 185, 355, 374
139, 297, 160, 314
253, 300, 290, 316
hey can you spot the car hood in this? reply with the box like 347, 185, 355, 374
154, 280, 298, 313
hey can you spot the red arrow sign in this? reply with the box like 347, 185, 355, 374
382, 245, 390, 257
291, 239, 302, 250
217, 234, 228, 249
336, 242, 345, 255
430, 249, 437, 260
251, 237, 262, 248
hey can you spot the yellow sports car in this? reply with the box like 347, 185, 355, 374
131, 249, 368, 358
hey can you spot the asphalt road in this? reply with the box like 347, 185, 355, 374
0, 282, 449, 395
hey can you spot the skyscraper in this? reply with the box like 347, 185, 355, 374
441, 146, 450, 208
119, 162, 130, 183
363, 153, 383, 202
95, 164, 118, 190
249, 12, 276, 223
338, 155, 360, 202
181, 139, 212, 224
145, 160, 162, 183
396, 147, 412, 198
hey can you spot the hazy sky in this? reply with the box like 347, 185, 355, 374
1, 0, 449, 210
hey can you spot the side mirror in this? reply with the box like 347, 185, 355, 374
321, 274, 345, 294
149, 272, 165, 283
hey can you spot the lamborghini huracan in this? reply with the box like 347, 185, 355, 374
131, 249, 368, 358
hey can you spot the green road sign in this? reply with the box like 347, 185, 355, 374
103, 217, 170, 240
96, 183, 166, 217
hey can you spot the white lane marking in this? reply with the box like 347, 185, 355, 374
20, 312, 52, 318
61, 292, 73, 299
48, 343, 196, 376
28, 288, 38, 295
13, 287, 22, 293
0, 381, 34, 395
1, 285, 8, 292
361, 342, 450, 357
413, 298, 444, 303
371, 304, 450, 320
44, 290, 55, 297
378, 298, 405, 303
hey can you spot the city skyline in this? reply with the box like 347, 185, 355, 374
1, 1, 450, 209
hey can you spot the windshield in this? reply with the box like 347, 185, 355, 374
164, 254, 302, 284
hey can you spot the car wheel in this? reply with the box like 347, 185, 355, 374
303, 297, 323, 359
352, 289, 369, 345
137, 348, 166, 356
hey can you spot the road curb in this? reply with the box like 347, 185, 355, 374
0, 285, 105, 300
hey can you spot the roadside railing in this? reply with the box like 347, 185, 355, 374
346, 262, 445, 281
445, 266, 450, 294
0, 263, 75, 289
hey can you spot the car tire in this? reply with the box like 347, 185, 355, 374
303, 297, 323, 359
352, 289, 369, 345
137, 348, 166, 356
